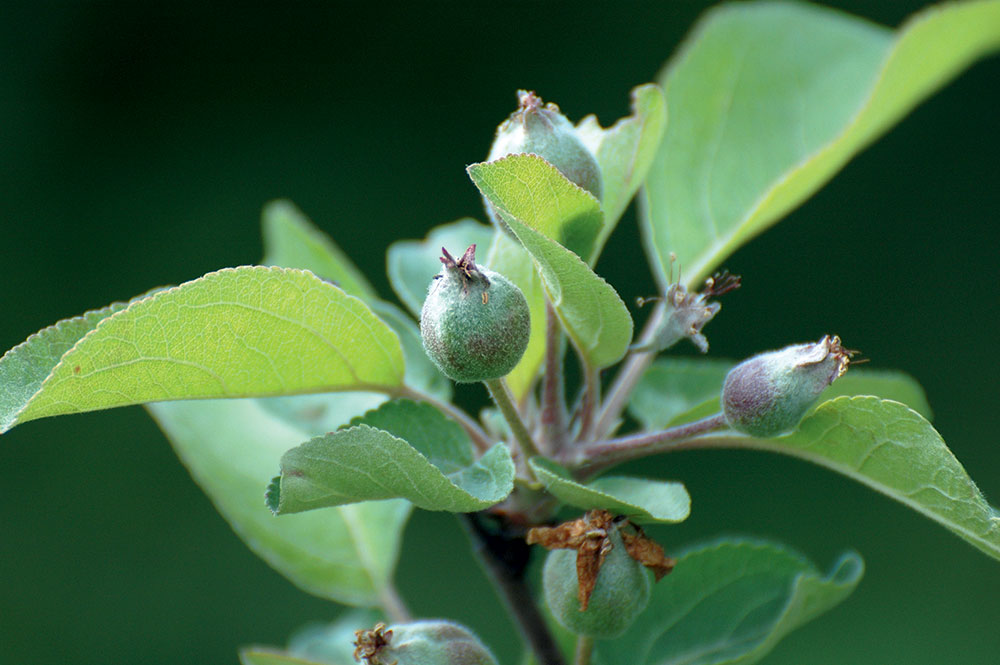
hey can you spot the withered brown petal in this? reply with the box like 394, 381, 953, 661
622, 529, 676, 581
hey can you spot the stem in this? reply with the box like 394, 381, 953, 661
570, 413, 728, 476
378, 582, 413, 624
592, 300, 666, 439
541, 302, 567, 454
484, 378, 542, 469
574, 636, 594, 665
398, 385, 493, 454
459, 513, 568, 665
575, 364, 600, 443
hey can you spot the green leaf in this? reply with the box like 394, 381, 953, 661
269, 400, 514, 514
723, 396, 1000, 561
468, 154, 603, 260
0, 266, 405, 433
629, 357, 931, 430
576, 83, 667, 258
480, 204, 632, 369
260, 197, 450, 401
484, 232, 547, 402
387, 218, 496, 317
261, 199, 377, 301
643, 1, 1000, 288
0, 301, 128, 433
596, 539, 863, 665
149, 398, 411, 607
529, 458, 690, 524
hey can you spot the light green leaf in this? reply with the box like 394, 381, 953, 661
387, 218, 496, 317
259, 198, 450, 401
261, 199, 377, 301
269, 400, 514, 514
0, 266, 404, 433
485, 232, 547, 402
529, 458, 690, 524
0, 301, 128, 433
629, 357, 931, 430
576, 83, 667, 258
596, 539, 863, 665
482, 205, 632, 369
468, 154, 603, 260
719, 396, 1000, 561
642, 0, 1000, 288
149, 398, 411, 607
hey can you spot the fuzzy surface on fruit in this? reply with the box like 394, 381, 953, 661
420, 245, 530, 383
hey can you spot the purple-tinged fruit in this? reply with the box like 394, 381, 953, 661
722, 335, 854, 437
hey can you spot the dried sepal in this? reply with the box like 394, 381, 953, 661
353, 622, 393, 664
527, 509, 674, 609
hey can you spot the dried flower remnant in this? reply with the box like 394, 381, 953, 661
527, 509, 674, 609
633, 256, 741, 354
353, 622, 393, 664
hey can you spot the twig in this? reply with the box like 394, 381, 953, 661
459, 513, 568, 665
541, 302, 567, 454
575, 364, 600, 443
591, 300, 666, 439
569, 413, 728, 476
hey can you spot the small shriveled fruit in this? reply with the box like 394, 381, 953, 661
543, 525, 652, 639
420, 245, 530, 383
722, 335, 854, 437
353, 620, 498, 665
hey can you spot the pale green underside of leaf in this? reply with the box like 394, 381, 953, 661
629, 357, 931, 430
468, 154, 603, 260
261, 199, 377, 301
715, 396, 1000, 562
597, 539, 863, 665
149, 397, 411, 607
387, 218, 496, 318
1, 266, 404, 433
642, 0, 1000, 288
529, 457, 690, 524
272, 400, 515, 514
576, 83, 667, 260
485, 232, 548, 402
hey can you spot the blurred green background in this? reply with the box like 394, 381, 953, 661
1, 1, 998, 663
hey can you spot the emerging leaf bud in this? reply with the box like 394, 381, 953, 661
722, 335, 854, 437
353, 620, 498, 665
484, 91, 603, 229
420, 245, 530, 383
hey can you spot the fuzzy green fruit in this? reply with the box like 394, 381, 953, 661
420, 245, 530, 383
366, 621, 498, 665
543, 528, 652, 639
722, 335, 852, 437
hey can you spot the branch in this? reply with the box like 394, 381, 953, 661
591, 300, 666, 439
459, 513, 567, 665
540, 302, 567, 454
569, 413, 728, 476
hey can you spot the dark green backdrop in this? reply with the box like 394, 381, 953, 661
2, 2, 998, 664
